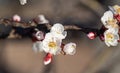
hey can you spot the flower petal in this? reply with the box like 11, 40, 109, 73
51, 23, 64, 34
41, 33, 62, 55
63, 43, 76, 55
35, 30, 44, 40
87, 32, 96, 40
32, 41, 43, 52
101, 11, 113, 26
44, 53, 52, 65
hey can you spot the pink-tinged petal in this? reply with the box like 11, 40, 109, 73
99, 35, 105, 41
32, 30, 45, 42
118, 39, 120, 42
44, 53, 52, 65
13, 14, 21, 22
35, 31, 44, 40
87, 32, 96, 40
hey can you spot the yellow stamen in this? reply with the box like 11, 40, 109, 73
106, 33, 114, 41
56, 31, 61, 34
113, 5, 120, 14
48, 42, 57, 49
107, 19, 118, 28
71, 45, 76, 49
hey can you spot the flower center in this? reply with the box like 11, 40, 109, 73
57, 31, 61, 34
71, 45, 76, 49
48, 42, 57, 48
106, 33, 114, 41
107, 19, 118, 28
108, 19, 115, 23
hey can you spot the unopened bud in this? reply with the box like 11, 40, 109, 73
87, 32, 96, 40
13, 14, 21, 22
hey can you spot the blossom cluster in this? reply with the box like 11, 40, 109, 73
32, 15, 76, 65
17, 0, 120, 47
101, 5, 120, 47
1, 4, 120, 65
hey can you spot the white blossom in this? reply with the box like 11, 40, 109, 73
41, 33, 62, 55
63, 43, 76, 55
101, 10, 114, 28
104, 29, 119, 47
19, 0, 27, 5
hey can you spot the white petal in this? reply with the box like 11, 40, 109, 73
51, 23, 64, 34
105, 41, 111, 47
109, 40, 118, 46
62, 31, 67, 39
107, 28, 119, 34
101, 11, 113, 25
32, 43, 38, 53
32, 41, 43, 52
51, 31, 67, 40
41, 41, 49, 53
114, 33, 119, 40
63, 43, 76, 55
36, 41, 43, 52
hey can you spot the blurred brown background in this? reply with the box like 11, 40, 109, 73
0, 0, 120, 73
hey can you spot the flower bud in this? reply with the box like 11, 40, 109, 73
63, 43, 76, 55
44, 53, 52, 65
87, 32, 96, 40
13, 14, 21, 22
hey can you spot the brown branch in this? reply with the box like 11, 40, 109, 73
64, 25, 81, 30
0, 18, 82, 38
0, 18, 82, 30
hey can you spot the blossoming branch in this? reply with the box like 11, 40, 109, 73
1, 4, 120, 65
0, 4, 120, 47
